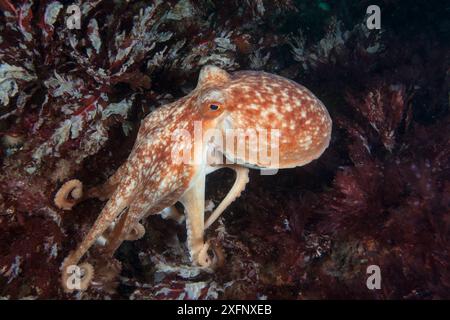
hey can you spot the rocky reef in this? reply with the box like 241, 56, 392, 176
0, 0, 448, 299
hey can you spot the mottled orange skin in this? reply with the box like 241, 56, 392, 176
225, 71, 332, 167
57, 65, 332, 292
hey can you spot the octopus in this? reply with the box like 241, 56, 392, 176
54, 65, 332, 292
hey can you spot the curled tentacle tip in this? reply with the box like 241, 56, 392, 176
197, 240, 226, 269
61, 262, 94, 293
124, 222, 145, 241
54, 179, 83, 210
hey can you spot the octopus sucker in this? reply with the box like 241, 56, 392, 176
55, 65, 332, 291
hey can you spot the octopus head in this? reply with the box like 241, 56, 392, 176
195, 65, 332, 169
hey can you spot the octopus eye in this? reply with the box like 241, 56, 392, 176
209, 104, 220, 111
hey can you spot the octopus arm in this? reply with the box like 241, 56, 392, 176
179, 174, 212, 267
205, 165, 250, 229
